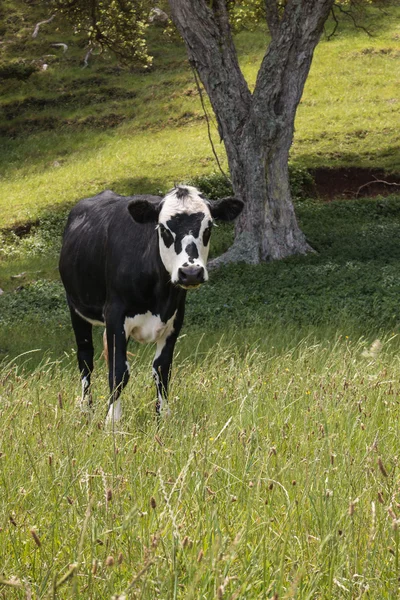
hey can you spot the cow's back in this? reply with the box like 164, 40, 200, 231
59, 190, 161, 319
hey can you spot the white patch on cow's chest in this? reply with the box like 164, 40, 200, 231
124, 311, 176, 344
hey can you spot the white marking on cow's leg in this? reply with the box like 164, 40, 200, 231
81, 376, 89, 401
79, 376, 93, 414
152, 367, 166, 415
105, 398, 122, 427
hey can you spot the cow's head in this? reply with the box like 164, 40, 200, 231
128, 185, 243, 289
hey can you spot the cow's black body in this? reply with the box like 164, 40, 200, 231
59, 186, 243, 423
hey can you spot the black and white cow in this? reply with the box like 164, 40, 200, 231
59, 185, 243, 424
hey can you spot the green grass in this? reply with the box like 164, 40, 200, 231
0, 3, 400, 227
2, 193, 400, 364
2, 332, 400, 598
2, 5, 400, 596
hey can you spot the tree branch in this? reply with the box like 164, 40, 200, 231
331, 2, 373, 38
264, 0, 280, 39
252, 0, 334, 145
32, 14, 56, 38
168, 0, 251, 139
82, 47, 93, 68
356, 177, 400, 198
50, 42, 68, 53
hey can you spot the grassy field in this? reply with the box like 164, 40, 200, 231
0, 3, 399, 227
2, 2, 400, 598
2, 331, 400, 598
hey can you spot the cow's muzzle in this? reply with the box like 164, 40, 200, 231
177, 265, 206, 289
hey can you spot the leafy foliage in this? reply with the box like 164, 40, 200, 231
226, 0, 266, 32
52, 0, 153, 67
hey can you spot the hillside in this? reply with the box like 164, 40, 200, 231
0, 1, 399, 228
1, 1, 400, 361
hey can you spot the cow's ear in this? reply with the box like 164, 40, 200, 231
209, 197, 244, 222
128, 199, 161, 224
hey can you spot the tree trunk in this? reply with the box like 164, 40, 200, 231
168, 0, 334, 264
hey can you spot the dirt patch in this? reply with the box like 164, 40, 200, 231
310, 167, 400, 200
1, 219, 39, 239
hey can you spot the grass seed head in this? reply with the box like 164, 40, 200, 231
197, 549, 204, 562
378, 457, 388, 477
30, 528, 41, 547
105, 555, 115, 567
150, 496, 157, 509
9, 515, 17, 527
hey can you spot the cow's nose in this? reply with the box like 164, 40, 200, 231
178, 266, 205, 288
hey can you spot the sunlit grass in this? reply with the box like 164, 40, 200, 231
1, 6, 400, 228
1, 333, 400, 598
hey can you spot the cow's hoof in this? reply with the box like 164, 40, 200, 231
160, 404, 171, 418
105, 399, 122, 428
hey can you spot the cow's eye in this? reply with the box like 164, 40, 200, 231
203, 224, 213, 246
159, 224, 174, 248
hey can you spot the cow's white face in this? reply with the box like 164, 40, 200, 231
128, 185, 244, 289
157, 186, 213, 288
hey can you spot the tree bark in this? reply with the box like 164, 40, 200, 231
168, 0, 335, 263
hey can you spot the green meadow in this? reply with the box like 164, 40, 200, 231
1, 2, 400, 598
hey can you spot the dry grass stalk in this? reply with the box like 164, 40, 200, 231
30, 529, 41, 548
378, 457, 388, 477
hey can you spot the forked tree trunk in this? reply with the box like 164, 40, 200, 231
168, 0, 335, 264
221, 127, 311, 266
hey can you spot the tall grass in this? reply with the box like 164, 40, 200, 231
1, 333, 400, 598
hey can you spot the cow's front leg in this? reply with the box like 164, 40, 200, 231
152, 332, 179, 417
105, 309, 129, 426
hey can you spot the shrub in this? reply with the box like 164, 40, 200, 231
190, 165, 314, 201
189, 172, 233, 200
0, 61, 38, 80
